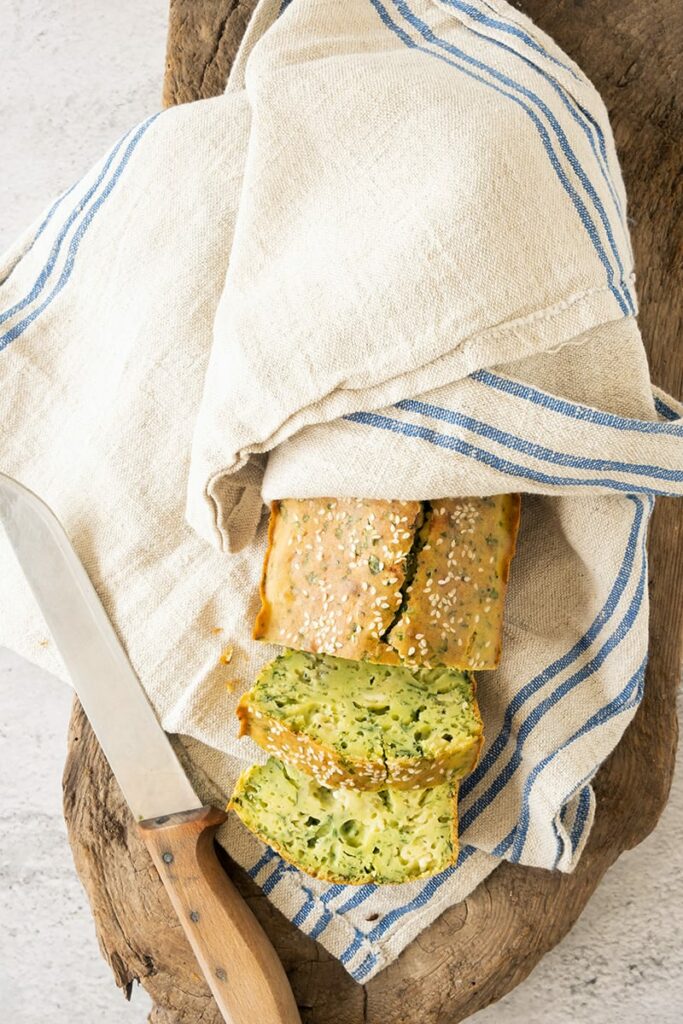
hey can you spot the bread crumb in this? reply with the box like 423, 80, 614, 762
219, 644, 234, 665
210, 626, 223, 635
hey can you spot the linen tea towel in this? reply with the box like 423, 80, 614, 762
1, 0, 682, 982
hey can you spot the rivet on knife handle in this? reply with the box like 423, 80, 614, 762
139, 806, 301, 1024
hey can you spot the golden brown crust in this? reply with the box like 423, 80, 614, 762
385, 495, 521, 671
254, 495, 520, 671
253, 501, 278, 640
253, 497, 422, 658
237, 693, 484, 791
227, 790, 460, 885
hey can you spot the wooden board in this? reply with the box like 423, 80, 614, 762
63, 2, 683, 1021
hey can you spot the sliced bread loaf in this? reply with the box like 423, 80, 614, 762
253, 495, 519, 671
229, 757, 459, 884
253, 497, 422, 660
383, 494, 521, 671
237, 649, 483, 790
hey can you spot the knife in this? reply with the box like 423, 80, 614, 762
0, 472, 301, 1024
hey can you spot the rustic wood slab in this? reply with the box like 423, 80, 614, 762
63, 1, 682, 1021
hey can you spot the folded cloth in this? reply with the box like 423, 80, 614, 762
1, 0, 682, 982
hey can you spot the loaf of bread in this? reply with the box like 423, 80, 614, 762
253, 495, 519, 670
229, 757, 459, 884
237, 649, 482, 790
253, 497, 422, 661
384, 495, 520, 671
237, 493, 520, 883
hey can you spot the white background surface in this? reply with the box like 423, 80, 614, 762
1, 2, 681, 1021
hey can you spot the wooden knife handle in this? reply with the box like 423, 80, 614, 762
139, 806, 301, 1024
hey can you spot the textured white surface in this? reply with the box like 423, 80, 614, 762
0, 650, 153, 1022
0, 1, 681, 1022
1, 0, 168, 244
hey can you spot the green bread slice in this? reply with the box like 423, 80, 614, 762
229, 757, 459, 884
237, 649, 483, 790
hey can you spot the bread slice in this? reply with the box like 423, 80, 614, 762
383, 495, 521, 671
253, 497, 422, 660
253, 495, 519, 671
237, 649, 483, 790
229, 757, 459, 884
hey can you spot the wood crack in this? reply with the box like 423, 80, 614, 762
198, 3, 236, 97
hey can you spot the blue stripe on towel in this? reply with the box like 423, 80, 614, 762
570, 787, 593, 853
352, 952, 380, 981
292, 888, 317, 927
510, 656, 646, 860
32, 180, 80, 246
251, 872, 333, 940
459, 529, 648, 833
341, 928, 368, 965
552, 769, 595, 869
461, 496, 645, 799
440, 0, 580, 80
344, 411, 679, 496
335, 884, 378, 915
309, 909, 334, 940
0, 131, 132, 327
654, 394, 681, 421
261, 858, 290, 895
305, 884, 349, 939
321, 884, 347, 903
382, 0, 632, 313
396, 397, 683, 483
473, 371, 683, 437
492, 829, 516, 858
0, 115, 159, 351
301, 884, 350, 938
247, 846, 277, 878
443, 3, 624, 226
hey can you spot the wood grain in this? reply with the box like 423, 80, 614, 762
63, 1, 682, 1021
138, 807, 301, 1024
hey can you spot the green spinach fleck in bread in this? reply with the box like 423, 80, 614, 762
383, 495, 521, 671
237, 650, 482, 790
253, 495, 519, 671
253, 497, 422, 660
229, 757, 459, 884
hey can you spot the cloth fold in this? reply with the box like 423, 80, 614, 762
188, 0, 645, 552
1, 0, 681, 982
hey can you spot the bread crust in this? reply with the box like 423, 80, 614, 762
228, 769, 460, 885
254, 495, 520, 670
237, 694, 484, 791
253, 497, 422, 659
383, 494, 521, 671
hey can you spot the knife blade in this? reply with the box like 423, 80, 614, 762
0, 471, 301, 1024
0, 471, 201, 821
